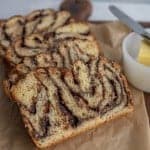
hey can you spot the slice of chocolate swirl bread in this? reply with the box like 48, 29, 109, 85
1, 9, 99, 77
8, 57, 133, 149
5, 28, 99, 74
3, 29, 99, 94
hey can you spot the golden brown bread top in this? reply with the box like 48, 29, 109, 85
0, 9, 73, 57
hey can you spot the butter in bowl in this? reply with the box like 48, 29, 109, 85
138, 39, 150, 66
122, 31, 150, 92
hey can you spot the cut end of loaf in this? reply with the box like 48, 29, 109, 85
9, 56, 133, 149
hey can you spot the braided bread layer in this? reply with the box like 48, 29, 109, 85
5, 32, 99, 84
0, 9, 73, 57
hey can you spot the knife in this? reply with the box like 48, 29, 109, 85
109, 5, 150, 41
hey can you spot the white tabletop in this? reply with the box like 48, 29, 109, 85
0, 0, 150, 22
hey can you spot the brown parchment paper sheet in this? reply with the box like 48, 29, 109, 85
0, 21, 150, 150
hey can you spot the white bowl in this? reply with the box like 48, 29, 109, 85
122, 30, 150, 92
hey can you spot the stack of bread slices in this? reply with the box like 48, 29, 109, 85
0, 8, 133, 149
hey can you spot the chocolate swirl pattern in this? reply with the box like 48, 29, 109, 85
0, 9, 72, 57
9, 57, 132, 148
2, 9, 100, 106
4, 31, 99, 85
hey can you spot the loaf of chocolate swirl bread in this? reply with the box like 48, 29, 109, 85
8, 57, 133, 149
1, 8, 133, 149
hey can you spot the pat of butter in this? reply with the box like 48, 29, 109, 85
138, 40, 150, 66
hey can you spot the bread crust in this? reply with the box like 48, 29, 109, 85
20, 104, 133, 149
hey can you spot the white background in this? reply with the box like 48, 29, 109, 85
0, 0, 150, 21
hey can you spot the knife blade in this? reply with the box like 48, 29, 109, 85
109, 5, 150, 40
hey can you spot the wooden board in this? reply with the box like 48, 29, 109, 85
145, 93, 150, 123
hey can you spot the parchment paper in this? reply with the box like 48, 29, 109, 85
0, 22, 150, 150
